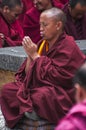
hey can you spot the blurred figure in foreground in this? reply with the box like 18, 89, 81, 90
56, 62, 86, 130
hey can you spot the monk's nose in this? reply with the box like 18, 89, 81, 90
40, 25, 44, 32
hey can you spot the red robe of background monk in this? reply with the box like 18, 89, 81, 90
53, 0, 68, 8
0, 13, 24, 47
18, 0, 33, 27
63, 3, 86, 40
0, 0, 24, 47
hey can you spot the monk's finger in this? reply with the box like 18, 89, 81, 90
24, 36, 32, 45
25, 36, 35, 47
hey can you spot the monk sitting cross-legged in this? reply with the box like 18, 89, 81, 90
0, 0, 24, 47
0, 7, 86, 130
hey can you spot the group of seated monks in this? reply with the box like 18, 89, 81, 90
0, 0, 86, 47
0, 0, 86, 130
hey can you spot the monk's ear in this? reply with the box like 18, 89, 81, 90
75, 83, 84, 103
56, 21, 62, 31
68, 4, 71, 12
3, 6, 10, 13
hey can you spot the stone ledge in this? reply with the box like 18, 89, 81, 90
0, 40, 86, 72
76, 40, 86, 54
0, 46, 27, 71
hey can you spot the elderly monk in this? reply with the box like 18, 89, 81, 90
63, 0, 86, 40
0, 7, 86, 129
0, 0, 24, 47
23, 0, 68, 43
56, 63, 86, 130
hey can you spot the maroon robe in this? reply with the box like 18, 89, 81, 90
63, 3, 86, 40
0, 33, 86, 128
55, 100, 86, 130
53, 0, 68, 8
23, 7, 41, 43
18, 0, 33, 27
0, 13, 24, 47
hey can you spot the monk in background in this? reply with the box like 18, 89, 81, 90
55, 63, 86, 130
0, 7, 86, 130
0, 0, 24, 47
63, 0, 86, 40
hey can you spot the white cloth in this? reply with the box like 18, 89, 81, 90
0, 107, 10, 130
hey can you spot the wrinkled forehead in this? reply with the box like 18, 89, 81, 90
40, 13, 56, 23
40, 11, 58, 22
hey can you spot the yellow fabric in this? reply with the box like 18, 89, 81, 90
37, 40, 49, 55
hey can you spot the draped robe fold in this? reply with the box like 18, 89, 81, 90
23, 7, 41, 43
18, 0, 33, 27
53, 0, 68, 8
0, 33, 86, 128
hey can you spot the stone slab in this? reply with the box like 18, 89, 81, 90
0, 40, 86, 71
0, 46, 27, 71
76, 40, 86, 54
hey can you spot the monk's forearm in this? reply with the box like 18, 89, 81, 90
25, 56, 32, 74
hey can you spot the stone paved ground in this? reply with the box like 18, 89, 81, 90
0, 69, 15, 90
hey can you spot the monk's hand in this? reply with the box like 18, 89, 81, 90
22, 36, 40, 60
0, 33, 5, 47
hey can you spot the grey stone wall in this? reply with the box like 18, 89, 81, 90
0, 40, 86, 72
0, 46, 27, 71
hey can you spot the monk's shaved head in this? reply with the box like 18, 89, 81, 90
41, 7, 66, 26
0, 0, 23, 9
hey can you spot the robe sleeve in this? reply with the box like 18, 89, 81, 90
15, 59, 27, 82
23, 9, 41, 43
4, 20, 24, 46
29, 54, 77, 88
4, 36, 22, 46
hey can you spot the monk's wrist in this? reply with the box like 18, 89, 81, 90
31, 53, 40, 60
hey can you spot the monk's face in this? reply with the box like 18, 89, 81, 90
3, 5, 23, 23
69, 3, 86, 20
32, 0, 52, 11
40, 14, 60, 41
